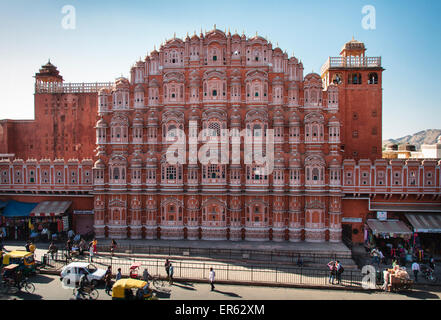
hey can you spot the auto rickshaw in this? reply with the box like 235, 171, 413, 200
1, 264, 21, 287
111, 278, 157, 300
1, 251, 36, 276
129, 262, 142, 279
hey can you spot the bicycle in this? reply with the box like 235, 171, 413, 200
1, 277, 35, 295
150, 275, 166, 290
73, 284, 99, 300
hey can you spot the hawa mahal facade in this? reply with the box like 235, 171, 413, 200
1, 28, 440, 243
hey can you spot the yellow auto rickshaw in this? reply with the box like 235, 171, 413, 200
1, 251, 36, 276
111, 278, 157, 300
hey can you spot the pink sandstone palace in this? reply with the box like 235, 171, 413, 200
0, 28, 440, 244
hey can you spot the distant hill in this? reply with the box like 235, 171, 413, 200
382, 129, 441, 150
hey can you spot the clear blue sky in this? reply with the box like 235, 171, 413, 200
0, 0, 440, 139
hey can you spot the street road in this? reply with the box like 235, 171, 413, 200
1, 274, 440, 301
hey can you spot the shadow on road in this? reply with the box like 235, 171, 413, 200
0, 291, 43, 300
398, 289, 440, 300
213, 289, 242, 298
153, 289, 171, 299
32, 274, 55, 284
172, 281, 197, 291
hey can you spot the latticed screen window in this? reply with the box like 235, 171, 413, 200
208, 122, 221, 136
207, 164, 224, 179
166, 167, 176, 180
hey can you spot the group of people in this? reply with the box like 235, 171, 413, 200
327, 260, 344, 285
61, 236, 98, 262
164, 258, 216, 290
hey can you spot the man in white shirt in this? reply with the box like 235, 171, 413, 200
411, 261, 420, 282
209, 267, 215, 291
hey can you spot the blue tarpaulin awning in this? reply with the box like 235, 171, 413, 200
0, 201, 7, 209
0, 200, 39, 218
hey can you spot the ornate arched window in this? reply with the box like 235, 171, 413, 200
245, 200, 268, 227
110, 114, 129, 144
161, 198, 183, 226
305, 155, 325, 186
304, 112, 324, 143
109, 156, 127, 185
202, 199, 226, 227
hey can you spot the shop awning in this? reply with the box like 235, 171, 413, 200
405, 213, 441, 233
30, 201, 72, 217
369, 202, 441, 212
366, 219, 413, 236
0, 200, 38, 217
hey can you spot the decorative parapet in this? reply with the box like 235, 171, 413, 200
35, 82, 113, 94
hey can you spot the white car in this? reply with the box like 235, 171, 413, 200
60, 262, 107, 286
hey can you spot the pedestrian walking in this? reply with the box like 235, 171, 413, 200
209, 267, 215, 291
327, 260, 337, 284
48, 242, 57, 260
429, 256, 435, 270
336, 260, 344, 285
105, 267, 112, 295
110, 239, 117, 257
92, 238, 97, 254
116, 268, 122, 281
89, 243, 94, 262
165, 259, 170, 278
371, 248, 380, 267
66, 239, 72, 258
412, 261, 420, 282
169, 263, 174, 285
142, 268, 150, 282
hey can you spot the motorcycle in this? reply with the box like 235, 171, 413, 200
420, 264, 437, 283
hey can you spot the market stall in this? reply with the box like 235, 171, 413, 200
29, 201, 72, 241
0, 200, 38, 240
366, 219, 413, 265
405, 213, 441, 257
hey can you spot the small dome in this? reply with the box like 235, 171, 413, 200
94, 159, 105, 169
341, 38, 365, 52
98, 88, 109, 95
96, 118, 108, 128
115, 77, 130, 89
134, 84, 144, 92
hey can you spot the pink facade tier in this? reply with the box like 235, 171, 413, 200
1, 28, 440, 243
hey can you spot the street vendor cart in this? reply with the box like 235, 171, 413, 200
386, 266, 413, 292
